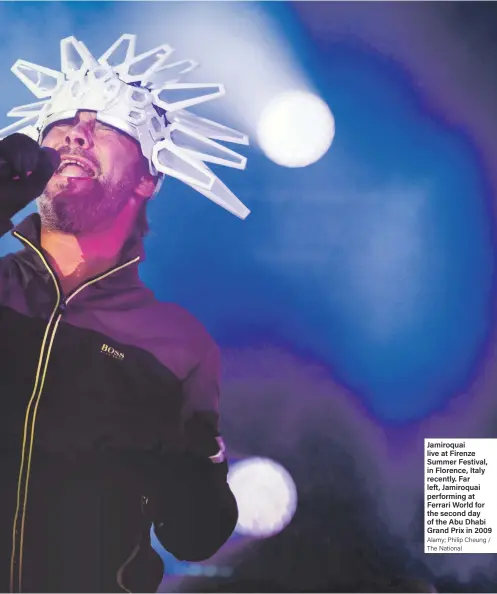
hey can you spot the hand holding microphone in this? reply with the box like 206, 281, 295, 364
0, 133, 60, 219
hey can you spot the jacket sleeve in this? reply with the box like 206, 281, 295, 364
152, 338, 238, 562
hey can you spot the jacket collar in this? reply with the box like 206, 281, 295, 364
12, 213, 145, 266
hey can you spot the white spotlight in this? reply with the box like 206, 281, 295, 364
228, 457, 298, 538
257, 90, 335, 168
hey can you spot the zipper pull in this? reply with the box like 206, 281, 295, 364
57, 300, 67, 316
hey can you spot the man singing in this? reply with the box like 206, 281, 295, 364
0, 35, 250, 593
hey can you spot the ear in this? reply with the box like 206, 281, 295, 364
134, 173, 158, 200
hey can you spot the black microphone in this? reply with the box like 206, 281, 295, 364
0, 148, 60, 181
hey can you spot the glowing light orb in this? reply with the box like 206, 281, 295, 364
256, 91, 335, 167
228, 457, 298, 538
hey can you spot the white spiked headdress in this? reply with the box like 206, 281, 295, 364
0, 35, 250, 219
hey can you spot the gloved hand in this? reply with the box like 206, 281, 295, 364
184, 411, 225, 460
0, 133, 60, 219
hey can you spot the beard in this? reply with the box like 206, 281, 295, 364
37, 173, 136, 235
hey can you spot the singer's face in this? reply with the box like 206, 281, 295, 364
38, 110, 149, 234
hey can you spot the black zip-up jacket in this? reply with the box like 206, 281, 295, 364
0, 210, 238, 593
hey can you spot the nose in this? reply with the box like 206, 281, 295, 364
64, 120, 94, 149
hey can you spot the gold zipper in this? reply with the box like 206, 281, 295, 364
9, 231, 139, 593
116, 544, 140, 593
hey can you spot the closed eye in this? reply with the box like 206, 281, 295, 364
97, 123, 116, 133
43, 118, 77, 136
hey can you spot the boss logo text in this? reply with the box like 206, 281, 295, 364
101, 344, 124, 360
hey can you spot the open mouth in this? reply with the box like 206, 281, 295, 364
57, 158, 97, 179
